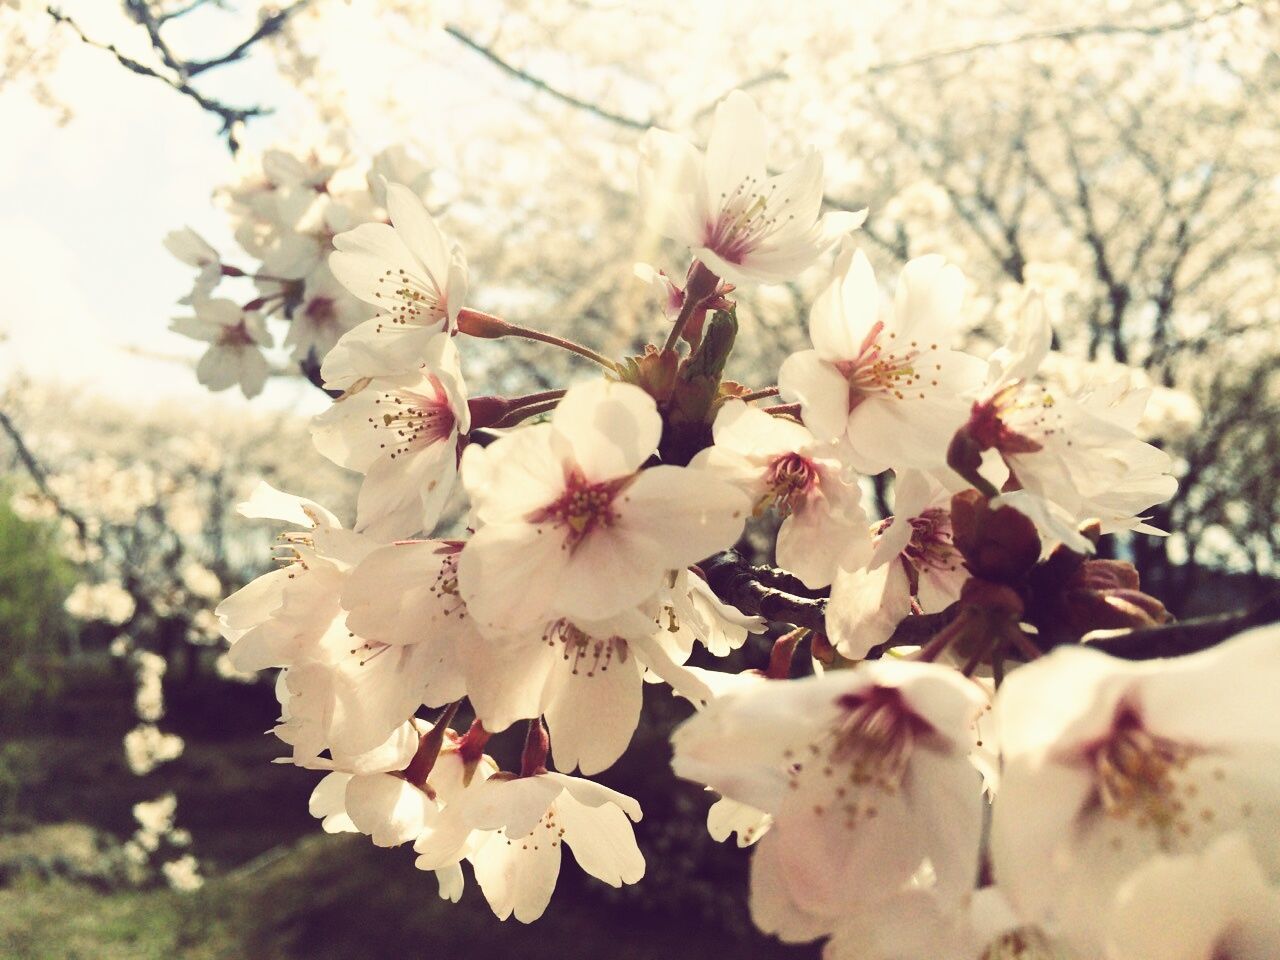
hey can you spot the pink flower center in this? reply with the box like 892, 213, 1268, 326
368, 375, 457, 460
304, 295, 338, 328
784, 686, 941, 832
833, 321, 942, 407
966, 382, 1054, 454
528, 468, 630, 551
217, 320, 256, 347
543, 619, 628, 677
902, 508, 962, 575
1076, 702, 1203, 848
762, 452, 819, 517
703, 176, 794, 264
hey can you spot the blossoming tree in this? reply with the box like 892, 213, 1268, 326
169, 88, 1276, 957
7, 0, 1280, 955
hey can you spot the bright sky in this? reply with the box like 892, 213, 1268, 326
1, 6, 347, 418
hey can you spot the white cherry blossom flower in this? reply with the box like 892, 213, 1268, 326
312, 332, 469, 540
672, 660, 988, 944
693, 397, 871, 588
462, 611, 712, 776
662, 568, 765, 657
965, 295, 1176, 544
457, 379, 748, 633
215, 482, 371, 673
826, 470, 966, 659
1104, 833, 1280, 960
273, 265, 367, 364
421, 771, 645, 923
340, 538, 475, 708
273, 610, 447, 762
778, 240, 986, 473
990, 624, 1280, 955
170, 298, 273, 399
162, 227, 221, 304
304, 720, 426, 845
322, 182, 468, 390
638, 90, 863, 286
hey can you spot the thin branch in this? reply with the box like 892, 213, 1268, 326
46, 5, 267, 151
185, 0, 315, 77
443, 25, 652, 131
861, 2, 1252, 76
0, 408, 90, 543
1085, 595, 1280, 660
700, 550, 1280, 662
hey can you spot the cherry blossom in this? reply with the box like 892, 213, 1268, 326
963, 294, 1177, 544
275, 265, 367, 364
672, 660, 988, 945
825, 470, 966, 658
457, 379, 748, 632
778, 239, 986, 473
215, 482, 371, 673
461, 610, 712, 775
692, 398, 871, 588
312, 332, 470, 539
638, 90, 864, 286
990, 624, 1280, 955
416, 770, 645, 923
170, 298, 273, 399
322, 182, 468, 390
340, 538, 476, 707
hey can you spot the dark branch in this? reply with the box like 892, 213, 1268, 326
0, 407, 91, 543
1085, 596, 1280, 660
701, 550, 828, 633
185, 0, 315, 77
46, 1, 313, 152
699, 550, 1280, 663
443, 25, 652, 131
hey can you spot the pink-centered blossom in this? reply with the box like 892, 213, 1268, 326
990, 624, 1280, 956
638, 91, 864, 286
322, 182, 468, 390
672, 660, 988, 946
457, 379, 748, 633
692, 397, 871, 588
967, 294, 1177, 547
312, 332, 470, 540
778, 239, 986, 474
170, 298, 273, 399
825, 470, 967, 659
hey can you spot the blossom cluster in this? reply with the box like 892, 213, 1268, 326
166, 145, 437, 397
206, 91, 1279, 955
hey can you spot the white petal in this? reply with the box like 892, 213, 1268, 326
557, 791, 645, 887
778, 350, 850, 443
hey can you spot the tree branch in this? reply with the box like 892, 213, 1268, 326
860, 2, 1252, 76
442, 25, 653, 130
699, 550, 1280, 663
46, 1, 313, 152
0, 407, 91, 543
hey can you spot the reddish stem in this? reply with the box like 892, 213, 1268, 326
765, 627, 809, 679
519, 718, 550, 777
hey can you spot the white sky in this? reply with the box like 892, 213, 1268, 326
0, 6, 338, 418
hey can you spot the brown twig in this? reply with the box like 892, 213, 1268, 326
0, 407, 91, 543
46, 1, 313, 152
700, 549, 1280, 662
